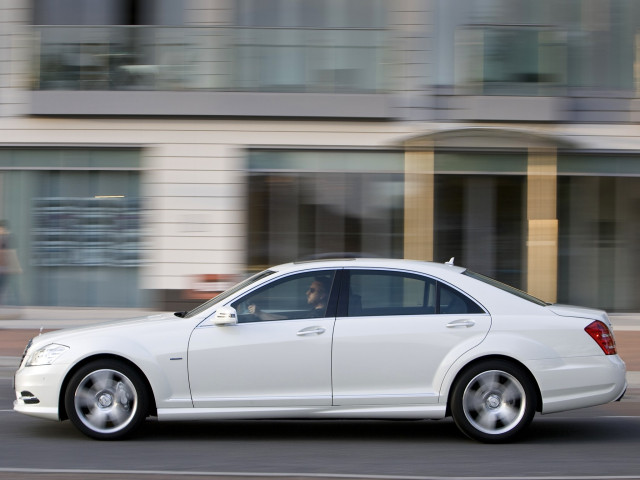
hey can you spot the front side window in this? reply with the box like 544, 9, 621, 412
185, 270, 275, 318
232, 270, 337, 322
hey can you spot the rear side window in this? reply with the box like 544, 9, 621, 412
348, 270, 436, 316
346, 270, 485, 317
439, 283, 485, 314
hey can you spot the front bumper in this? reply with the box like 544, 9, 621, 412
13, 363, 69, 421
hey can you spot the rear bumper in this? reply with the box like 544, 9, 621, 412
531, 354, 627, 414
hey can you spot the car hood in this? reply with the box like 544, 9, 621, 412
546, 304, 610, 325
28, 311, 183, 348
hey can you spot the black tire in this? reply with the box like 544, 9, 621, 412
451, 360, 537, 443
64, 359, 149, 440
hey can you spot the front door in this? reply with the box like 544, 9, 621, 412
188, 270, 338, 408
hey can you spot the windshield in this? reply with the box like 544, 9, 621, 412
184, 270, 276, 318
462, 270, 549, 306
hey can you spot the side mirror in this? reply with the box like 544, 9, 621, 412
213, 306, 238, 326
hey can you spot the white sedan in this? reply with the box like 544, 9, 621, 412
14, 258, 627, 442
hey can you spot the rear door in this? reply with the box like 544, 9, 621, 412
331, 269, 491, 405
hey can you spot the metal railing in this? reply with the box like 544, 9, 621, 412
33, 26, 391, 94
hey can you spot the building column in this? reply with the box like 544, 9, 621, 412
527, 147, 558, 303
404, 142, 434, 261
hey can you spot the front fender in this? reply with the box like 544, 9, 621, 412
60, 327, 192, 410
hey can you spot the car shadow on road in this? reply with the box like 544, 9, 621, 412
138, 418, 465, 443
130, 416, 639, 445
524, 416, 640, 444
13, 414, 638, 445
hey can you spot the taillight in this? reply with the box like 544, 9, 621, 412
584, 320, 617, 355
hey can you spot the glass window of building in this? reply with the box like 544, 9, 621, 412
247, 150, 404, 268
454, 25, 567, 95
0, 148, 145, 308
445, 0, 639, 94
433, 151, 527, 290
557, 153, 640, 311
234, 0, 388, 93
236, 0, 385, 28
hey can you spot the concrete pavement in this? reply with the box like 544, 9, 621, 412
0, 306, 160, 379
0, 306, 159, 329
1, 306, 639, 388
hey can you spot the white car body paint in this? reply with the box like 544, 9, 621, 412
13, 258, 627, 440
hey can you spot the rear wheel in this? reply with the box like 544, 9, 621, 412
451, 360, 536, 443
64, 360, 149, 440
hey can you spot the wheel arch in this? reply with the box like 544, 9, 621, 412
444, 354, 542, 417
58, 354, 157, 421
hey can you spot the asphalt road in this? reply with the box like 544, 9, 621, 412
1, 378, 639, 480
2, 316, 639, 480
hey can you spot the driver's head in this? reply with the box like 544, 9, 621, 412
306, 277, 330, 308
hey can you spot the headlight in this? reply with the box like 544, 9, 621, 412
26, 344, 69, 366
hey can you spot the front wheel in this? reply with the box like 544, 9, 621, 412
451, 360, 537, 443
64, 360, 149, 440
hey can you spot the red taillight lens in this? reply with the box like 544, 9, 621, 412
585, 320, 617, 355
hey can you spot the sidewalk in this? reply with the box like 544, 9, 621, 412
1, 306, 639, 388
0, 306, 159, 329
0, 306, 160, 380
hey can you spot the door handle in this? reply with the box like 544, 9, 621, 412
446, 319, 476, 328
297, 326, 326, 336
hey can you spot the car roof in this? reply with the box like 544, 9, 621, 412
270, 257, 468, 276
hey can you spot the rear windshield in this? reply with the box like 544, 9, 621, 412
463, 270, 549, 306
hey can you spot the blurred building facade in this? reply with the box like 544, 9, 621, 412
1, 0, 640, 311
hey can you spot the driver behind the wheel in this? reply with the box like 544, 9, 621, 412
247, 276, 330, 320
303, 276, 330, 317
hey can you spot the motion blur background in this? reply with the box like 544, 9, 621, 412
1, 0, 640, 312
